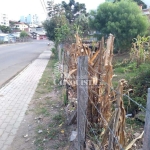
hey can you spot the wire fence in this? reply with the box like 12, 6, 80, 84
55, 34, 150, 150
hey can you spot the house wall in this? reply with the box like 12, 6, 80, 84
14, 24, 28, 31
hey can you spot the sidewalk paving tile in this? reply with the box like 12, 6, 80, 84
0, 50, 51, 150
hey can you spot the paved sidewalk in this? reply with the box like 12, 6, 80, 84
0, 50, 51, 150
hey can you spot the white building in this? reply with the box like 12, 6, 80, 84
13, 22, 28, 31
20, 14, 40, 25
0, 13, 9, 26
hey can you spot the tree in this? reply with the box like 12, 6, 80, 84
61, 0, 89, 37
47, 1, 64, 18
89, 0, 149, 52
20, 31, 28, 38
74, 13, 89, 36
55, 23, 71, 43
131, 0, 147, 8
45, 1, 75, 43
114, 0, 147, 9
44, 0, 89, 43
44, 1, 67, 41
0, 25, 11, 33
43, 18, 57, 41
62, 0, 88, 24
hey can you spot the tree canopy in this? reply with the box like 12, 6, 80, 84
62, 0, 88, 24
0, 25, 11, 33
20, 31, 28, 38
44, 0, 89, 42
44, 1, 70, 42
47, 1, 64, 18
43, 18, 57, 41
89, 0, 149, 52
114, 0, 147, 9
130, 0, 147, 8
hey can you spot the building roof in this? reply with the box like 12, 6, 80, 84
143, 8, 150, 14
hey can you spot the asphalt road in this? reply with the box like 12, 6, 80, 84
0, 40, 50, 87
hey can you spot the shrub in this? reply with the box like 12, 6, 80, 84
51, 48, 58, 59
124, 68, 150, 115
20, 31, 28, 38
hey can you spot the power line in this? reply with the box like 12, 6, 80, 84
39, 0, 47, 15
42, 0, 47, 12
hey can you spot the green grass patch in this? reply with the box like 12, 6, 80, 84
53, 113, 64, 125
33, 51, 68, 150
113, 54, 150, 115
51, 141, 67, 149
35, 106, 50, 116
126, 118, 143, 130
35, 56, 58, 99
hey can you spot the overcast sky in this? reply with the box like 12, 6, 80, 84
0, 0, 149, 22
0, 0, 105, 22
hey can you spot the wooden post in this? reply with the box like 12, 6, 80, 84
77, 56, 88, 150
143, 88, 150, 150
65, 83, 69, 105
58, 45, 62, 63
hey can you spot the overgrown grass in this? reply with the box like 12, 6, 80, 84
126, 118, 144, 130
113, 54, 150, 118
53, 113, 64, 125
35, 105, 50, 116
33, 53, 68, 150
35, 55, 58, 99
113, 61, 150, 88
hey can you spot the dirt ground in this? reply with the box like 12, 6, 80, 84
8, 53, 145, 150
8, 56, 74, 150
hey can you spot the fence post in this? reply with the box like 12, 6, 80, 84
77, 56, 88, 150
143, 88, 150, 150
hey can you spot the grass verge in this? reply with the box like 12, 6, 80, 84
33, 55, 69, 150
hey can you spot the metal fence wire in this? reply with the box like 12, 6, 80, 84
59, 34, 149, 150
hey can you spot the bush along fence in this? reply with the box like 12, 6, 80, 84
58, 34, 150, 150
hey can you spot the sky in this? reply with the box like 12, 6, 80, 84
0, 0, 105, 22
0, 0, 150, 22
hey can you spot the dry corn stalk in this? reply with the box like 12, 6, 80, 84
64, 34, 127, 150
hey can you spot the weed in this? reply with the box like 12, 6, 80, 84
34, 55, 67, 150
47, 129, 58, 139
35, 104, 50, 116
51, 141, 67, 149
37, 147, 44, 150
51, 47, 58, 60
113, 53, 150, 115
126, 118, 143, 130
34, 138, 43, 147
114, 67, 124, 74
130, 35, 150, 67
53, 113, 64, 124
45, 99, 53, 106
63, 93, 68, 106
49, 122, 57, 128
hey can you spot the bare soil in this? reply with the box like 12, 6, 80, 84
8, 56, 74, 150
